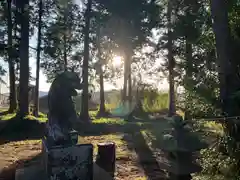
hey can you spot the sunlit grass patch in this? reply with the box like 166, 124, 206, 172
0, 108, 8, 112
89, 110, 97, 117
203, 121, 224, 136
0, 112, 47, 122
81, 134, 130, 159
25, 114, 47, 122
92, 117, 125, 125
143, 92, 169, 112
134, 177, 148, 180
0, 113, 16, 120
7, 139, 42, 146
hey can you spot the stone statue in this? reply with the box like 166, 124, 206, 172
45, 71, 83, 145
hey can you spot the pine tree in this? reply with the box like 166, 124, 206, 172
33, 0, 43, 116
96, 0, 160, 103
80, 0, 92, 121
42, 0, 83, 81
17, 0, 30, 118
6, 0, 17, 112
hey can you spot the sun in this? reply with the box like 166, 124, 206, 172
112, 55, 123, 67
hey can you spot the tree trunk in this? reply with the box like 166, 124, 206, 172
123, 55, 128, 102
128, 54, 132, 104
18, 0, 30, 118
210, 0, 232, 116
62, 6, 68, 71
99, 67, 106, 114
33, 0, 43, 117
7, 0, 17, 113
210, 0, 240, 143
96, 20, 106, 115
80, 0, 92, 121
167, 0, 176, 117
184, 38, 193, 120
123, 50, 132, 103
185, 39, 193, 80
63, 33, 67, 71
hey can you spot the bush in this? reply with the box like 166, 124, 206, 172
142, 91, 169, 112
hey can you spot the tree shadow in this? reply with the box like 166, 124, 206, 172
0, 116, 45, 145
122, 123, 167, 180
0, 110, 10, 116
76, 122, 144, 136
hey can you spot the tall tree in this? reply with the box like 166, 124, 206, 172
7, 0, 17, 113
210, 0, 232, 116
96, 21, 106, 116
80, 0, 92, 121
42, 0, 83, 81
98, 0, 159, 103
18, 0, 30, 118
167, 0, 176, 116
33, 0, 43, 116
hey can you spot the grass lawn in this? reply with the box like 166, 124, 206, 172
0, 110, 221, 180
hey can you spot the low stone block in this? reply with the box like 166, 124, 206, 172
42, 138, 93, 180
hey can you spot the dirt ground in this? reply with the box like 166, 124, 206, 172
0, 138, 161, 180
0, 126, 169, 180
0, 114, 176, 180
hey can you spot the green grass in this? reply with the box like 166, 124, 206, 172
0, 113, 16, 121
25, 114, 47, 122
143, 92, 169, 112
0, 112, 47, 122
92, 117, 125, 124
0, 109, 171, 179
203, 121, 224, 136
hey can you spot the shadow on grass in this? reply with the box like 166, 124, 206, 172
77, 119, 169, 179
122, 123, 167, 180
0, 110, 10, 116
0, 116, 45, 145
76, 122, 141, 136
0, 153, 42, 180
76, 116, 170, 136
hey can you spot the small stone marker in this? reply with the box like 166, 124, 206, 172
95, 142, 116, 177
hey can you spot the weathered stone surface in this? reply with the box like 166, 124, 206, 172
15, 165, 47, 180
15, 163, 113, 180
42, 138, 93, 180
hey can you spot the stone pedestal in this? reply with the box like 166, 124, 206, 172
42, 136, 93, 180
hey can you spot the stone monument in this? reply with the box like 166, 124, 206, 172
160, 115, 208, 180
42, 71, 94, 180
